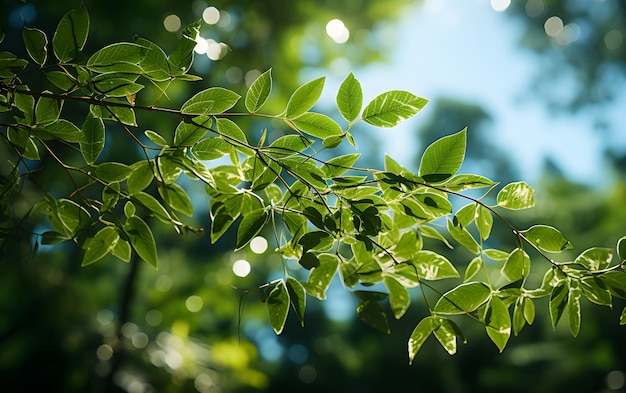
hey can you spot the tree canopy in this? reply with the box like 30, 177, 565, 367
2, 2, 626, 392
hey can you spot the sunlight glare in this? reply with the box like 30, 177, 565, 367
250, 236, 268, 254
490, 0, 511, 12
202, 6, 220, 25
233, 259, 251, 277
326, 19, 350, 44
194, 36, 209, 54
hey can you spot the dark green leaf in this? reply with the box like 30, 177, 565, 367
46, 71, 76, 91
39, 119, 83, 143
434, 282, 491, 314
127, 161, 154, 195
80, 113, 105, 164
298, 230, 334, 252
357, 300, 390, 334
337, 72, 363, 123
52, 3, 89, 62
485, 297, 511, 352
418, 129, 466, 181
580, 276, 612, 306
95, 162, 132, 182
245, 68, 272, 113
101, 182, 120, 212
267, 280, 290, 334
90, 102, 136, 126
41, 231, 70, 245
7, 127, 39, 160
181, 87, 240, 115
362, 90, 428, 128
513, 299, 525, 336
291, 112, 343, 139
174, 116, 211, 146
124, 215, 158, 269
236, 208, 269, 249
286, 277, 306, 327
600, 270, 626, 299
284, 76, 325, 119
93, 77, 143, 97
132, 192, 172, 223
522, 225, 573, 253
434, 317, 465, 355
22, 27, 48, 65
618, 236, 626, 262
497, 181, 535, 210
549, 282, 568, 329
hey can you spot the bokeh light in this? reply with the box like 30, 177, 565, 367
232, 259, 251, 277
544, 16, 564, 37
185, 295, 203, 312
250, 236, 268, 254
163, 14, 181, 32
490, 0, 511, 12
605, 29, 623, 50
202, 6, 220, 25
326, 19, 350, 44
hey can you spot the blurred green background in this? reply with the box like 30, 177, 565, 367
1, 0, 626, 392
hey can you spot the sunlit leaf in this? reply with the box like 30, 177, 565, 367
496, 181, 535, 210
52, 3, 89, 62
549, 281, 568, 329
82, 226, 119, 267
464, 256, 483, 282
439, 173, 496, 191
485, 297, 511, 352
134, 37, 171, 81
245, 68, 272, 113
434, 317, 465, 355
418, 129, 466, 181
524, 297, 536, 324
127, 161, 154, 195
501, 248, 529, 283
412, 250, 459, 280
337, 72, 363, 123
95, 162, 132, 182
618, 236, 626, 262
87, 42, 147, 73
513, 299, 525, 336
158, 183, 193, 216
620, 306, 626, 326
600, 270, 626, 299
321, 153, 360, 178
567, 284, 582, 337
191, 137, 232, 160
362, 90, 428, 128
303, 254, 339, 300
434, 282, 491, 314
132, 192, 172, 223
384, 275, 410, 319
22, 27, 48, 65
476, 205, 493, 241
447, 218, 480, 254
284, 76, 325, 119
575, 247, 613, 271
408, 316, 437, 364
181, 87, 240, 115
174, 116, 211, 147
167, 20, 200, 76
291, 112, 343, 139
522, 225, 573, 253
580, 276, 612, 306
267, 280, 290, 335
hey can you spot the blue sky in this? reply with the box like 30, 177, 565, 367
350, 0, 616, 185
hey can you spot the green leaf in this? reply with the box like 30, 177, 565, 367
362, 90, 428, 128
357, 300, 390, 334
464, 256, 483, 282
567, 284, 582, 337
298, 230, 334, 253
124, 215, 158, 269
92, 77, 143, 97
434, 282, 491, 314
337, 72, 363, 123
46, 71, 76, 91
80, 113, 105, 164
549, 281, 568, 329
522, 225, 573, 253
52, 3, 89, 62
524, 298, 536, 324
439, 173, 496, 191
127, 161, 154, 195
7, 127, 39, 160
167, 20, 200, 76
447, 218, 481, 254
284, 76, 325, 119
132, 192, 172, 223
408, 316, 437, 364
497, 181, 535, 210
82, 226, 119, 266
144, 130, 168, 146
575, 247, 613, 271
95, 162, 132, 182
112, 237, 131, 262
291, 112, 343, 139
418, 129, 466, 181
174, 116, 211, 147
41, 231, 70, 245
36, 119, 82, 143
267, 135, 313, 158
35, 95, 62, 126
133, 37, 171, 81
236, 208, 269, 250
501, 248, 529, 283
181, 87, 240, 116
600, 270, 626, 299
618, 236, 626, 262
191, 137, 232, 160
86, 42, 147, 73
303, 254, 339, 300
476, 205, 493, 241
286, 277, 306, 327
245, 68, 272, 113
22, 27, 48, 65
412, 250, 459, 280
485, 297, 511, 352
384, 275, 411, 319
321, 153, 360, 178
513, 299, 525, 336
216, 118, 251, 154
580, 276, 612, 306
267, 280, 290, 334
101, 182, 120, 212
158, 183, 193, 216
90, 101, 136, 126
433, 317, 465, 355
